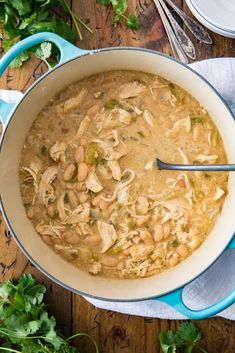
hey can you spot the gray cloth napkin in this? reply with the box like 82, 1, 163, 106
0, 58, 234, 320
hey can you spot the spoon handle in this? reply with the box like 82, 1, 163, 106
157, 159, 235, 171
153, 0, 189, 64
164, 0, 213, 44
158, 0, 196, 59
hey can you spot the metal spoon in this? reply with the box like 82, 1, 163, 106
157, 159, 235, 172
153, 0, 189, 64
158, 0, 196, 59
163, 0, 213, 44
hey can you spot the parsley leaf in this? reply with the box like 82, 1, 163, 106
10, 0, 32, 16
35, 42, 52, 68
0, 274, 99, 353
126, 15, 141, 30
10, 51, 30, 68
158, 322, 208, 353
97, 0, 140, 30
0, 0, 93, 68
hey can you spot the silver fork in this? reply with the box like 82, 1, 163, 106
152, 0, 189, 64
163, 0, 213, 44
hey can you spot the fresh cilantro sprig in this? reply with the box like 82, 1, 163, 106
97, 0, 140, 30
159, 322, 208, 353
0, 274, 99, 353
0, 0, 93, 68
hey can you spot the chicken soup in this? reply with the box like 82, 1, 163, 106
19, 70, 228, 278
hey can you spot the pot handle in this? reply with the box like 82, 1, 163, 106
0, 32, 89, 127
157, 236, 235, 319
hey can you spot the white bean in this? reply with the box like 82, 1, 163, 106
163, 222, 171, 238
78, 191, 88, 204
75, 145, 85, 163
139, 230, 153, 244
63, 230, 79, 244
169, 255, 179, 267
92, 194, 101, 207
154, 224, 164, 241
76, 182, 86, 191
177, 244, 189, 258
136, 215, 150, 226
85, 235, 101, 244
26, 207, 34, 219
42, 235, 52, 246
77, 162, 88, 182
63, 163, 76, 181
101, 255, 119, 267
68, 190, 78, 208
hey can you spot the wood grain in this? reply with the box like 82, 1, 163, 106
0, 1, 235, 352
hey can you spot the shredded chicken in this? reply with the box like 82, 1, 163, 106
73, 115, 91, 142
177, 147, 190, 164
36, 221, 65, 237
63, 88, 87, 113
214, 186, 225, 200
196, 154, 218, 164
22, 156, 42, 197
49, 142, 67, 163
119, 81, 146, 99
62, 203, 90, 224
85, 172, 103, 192
143, 110, 154, 127
166, 116, 191, 137
89, 261, 102, 275
38, 166, 58, 206
115, 108, 132, 125
97, 221, 117, 253
107, 160, 121, 181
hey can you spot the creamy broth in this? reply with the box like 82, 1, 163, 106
19, 71, 228, 278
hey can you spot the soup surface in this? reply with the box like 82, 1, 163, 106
19, 70, 228, 278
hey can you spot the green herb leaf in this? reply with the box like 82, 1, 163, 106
178, 322, 202, 344
10, 0, 32, 16
126, 15, 140, 30
0, 0, 92, 68
98, 0, 111, 5
9, 51, 30, 68
115, 0, 128, 15
104, 98, 119, 110
35, 42, 52, 68
0, 274, 99, 353
97, 0, 140, 29
158, 322, 207, 353
159, 331, 178, 353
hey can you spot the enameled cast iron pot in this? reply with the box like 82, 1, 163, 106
0, 33, 234, 319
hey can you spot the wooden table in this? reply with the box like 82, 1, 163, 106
0, 1, 235, 352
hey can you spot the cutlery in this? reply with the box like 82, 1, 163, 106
158, 0, 196, 59
163, 0, 213, 44
153, 0, 189, 64
157, 158, 235, 171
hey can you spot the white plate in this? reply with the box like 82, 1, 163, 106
191, 0, 235, 32
186, 0, 235, 39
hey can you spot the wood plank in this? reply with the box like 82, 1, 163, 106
0, 1, 235, 352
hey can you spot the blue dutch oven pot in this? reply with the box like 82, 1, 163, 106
0, 33, 234, 319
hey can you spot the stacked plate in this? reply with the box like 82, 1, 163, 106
185, 0, 235, 38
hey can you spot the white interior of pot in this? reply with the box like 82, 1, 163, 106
1, 49, 235, 301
